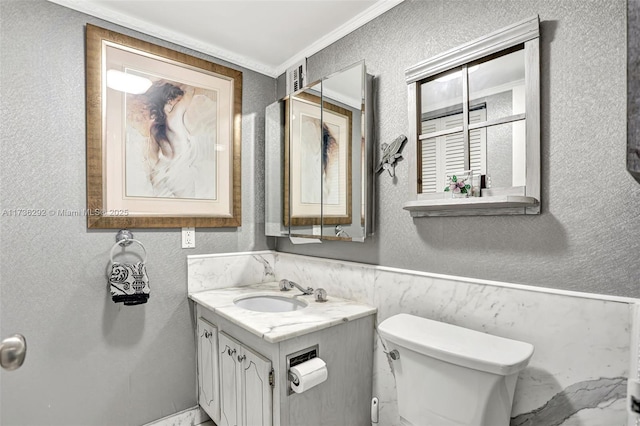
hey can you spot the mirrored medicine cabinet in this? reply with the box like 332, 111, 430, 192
403, 16, 541, 217
265, 61, 374, 242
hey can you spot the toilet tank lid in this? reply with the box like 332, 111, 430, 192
378, 314, 534, 376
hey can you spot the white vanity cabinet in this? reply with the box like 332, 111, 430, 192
191, 284, 376, 426
197, 318, 220, 424
218, 332, 273, 426
198, 318, 273, 426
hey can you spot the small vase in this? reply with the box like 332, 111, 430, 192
445, 170, 473, 199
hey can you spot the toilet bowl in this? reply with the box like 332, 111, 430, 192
378, 314, 534, 426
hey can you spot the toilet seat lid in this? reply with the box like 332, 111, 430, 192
378, 314, 534, 375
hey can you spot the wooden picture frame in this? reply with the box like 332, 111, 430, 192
85, 24, 242, 228
284, 92, 352, 226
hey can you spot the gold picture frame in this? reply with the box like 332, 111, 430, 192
86, 24, 242, 228
284, 92, 352, 227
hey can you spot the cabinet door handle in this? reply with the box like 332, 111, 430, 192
237, 354, 246, 362
227, 348, 236, 356
204, 331, 212, 339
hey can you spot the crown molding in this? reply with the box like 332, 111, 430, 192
405, 15, 539, 84
275, 0, 405, 77
48, 0, 405, 79
47, 0, 277, 76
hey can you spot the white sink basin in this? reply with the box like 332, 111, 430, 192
234, 295, 308, 313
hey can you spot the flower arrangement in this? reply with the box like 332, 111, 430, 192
444, 171, 472, 198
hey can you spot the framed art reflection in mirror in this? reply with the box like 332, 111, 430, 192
284, 92, 352, 227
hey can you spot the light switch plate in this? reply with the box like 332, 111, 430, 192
182, 227, 195, 248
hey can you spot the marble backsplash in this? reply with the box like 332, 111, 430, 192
188, 251, 639, 426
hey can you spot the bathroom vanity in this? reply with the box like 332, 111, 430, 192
189, 282, 376, 426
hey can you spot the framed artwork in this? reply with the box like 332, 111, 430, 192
284, 92, 352, 226
85, 24, 242, 228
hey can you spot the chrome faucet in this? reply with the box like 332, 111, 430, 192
279, 279, 314, 295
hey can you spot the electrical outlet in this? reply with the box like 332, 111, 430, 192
182, 227, 195, 248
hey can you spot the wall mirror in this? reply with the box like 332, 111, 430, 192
265, 61, 374, 242
403, 16, 541, 217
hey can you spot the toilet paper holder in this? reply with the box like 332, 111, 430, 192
286, 344, 319, 395
288, 371, 300, 386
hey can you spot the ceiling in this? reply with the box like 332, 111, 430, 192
49, 0, 404, 77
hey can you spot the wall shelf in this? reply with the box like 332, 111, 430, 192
402, 195, 539, 217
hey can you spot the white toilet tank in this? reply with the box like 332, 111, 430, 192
378, 314, 534, 426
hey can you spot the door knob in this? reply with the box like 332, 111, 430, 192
0, 334, 26, 371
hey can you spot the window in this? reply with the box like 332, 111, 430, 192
403, 16, 540, 216
421, 107, 487, 193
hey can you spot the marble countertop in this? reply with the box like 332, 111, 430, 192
189, 282, 377, 343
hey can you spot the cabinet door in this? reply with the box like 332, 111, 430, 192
240, 345, 273, 426
219, 333, 242, 426
197, 318, 220, 424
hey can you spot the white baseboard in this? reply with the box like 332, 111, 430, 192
143, 406, 211, 426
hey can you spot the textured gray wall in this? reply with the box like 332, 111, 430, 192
1, 1, 638, 424
0, 1, 274, 424
629, 0, 640, 182
277, 0, 640, 298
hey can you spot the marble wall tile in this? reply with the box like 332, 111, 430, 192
373, 268, 634, 424
187, 252, 276, 293
187, 252, 637, 425
274, 253, 375, 305
372, 338, 399, 426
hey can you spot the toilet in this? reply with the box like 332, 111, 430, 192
378, 314, 534, 426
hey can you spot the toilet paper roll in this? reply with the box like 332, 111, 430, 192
290, 358, 328, 394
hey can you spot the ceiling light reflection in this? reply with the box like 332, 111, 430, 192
435, 65, 480, 83
106, 69, 152, 94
